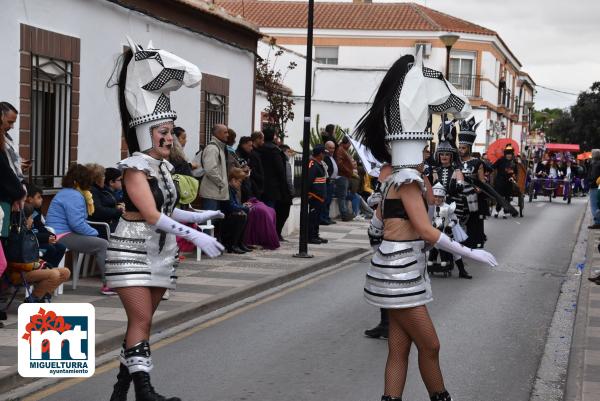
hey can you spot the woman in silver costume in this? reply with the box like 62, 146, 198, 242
107, 39, 224, 401
356, 53, 497, 401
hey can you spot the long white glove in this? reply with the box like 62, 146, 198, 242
153, 214, 224, 258
367, 214, 384, 250
435, 232, 498, 267
171, 208, 224, 224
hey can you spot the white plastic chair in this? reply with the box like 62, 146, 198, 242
70, 221, 111, 290
196, 219, 215, 261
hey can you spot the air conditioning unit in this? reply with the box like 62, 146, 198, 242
415, 43, 432, 58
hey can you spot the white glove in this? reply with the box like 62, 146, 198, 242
171, 208, 225, 224
153, 214, 224, 258
367, 192, 382, 208
435, 232, 497, 267
367, 214, 384, 250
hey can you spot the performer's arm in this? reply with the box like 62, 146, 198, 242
401, 183, 497, 266
125, 169, 224, 257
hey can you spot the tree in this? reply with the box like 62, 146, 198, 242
256, 39, 297, 141
531, 82, 600, 150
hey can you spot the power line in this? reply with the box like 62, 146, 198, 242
536, 84, 579, 96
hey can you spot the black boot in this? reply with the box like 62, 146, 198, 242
109, 363, 131, 401
365, 309, 389, 339
124, 341, 181, 401
430, 390, 452, 401
381, 396, 402, 401
131, 371, 181, 401
455, 258, 472, 279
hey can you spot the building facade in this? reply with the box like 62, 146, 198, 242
1, 0, 261, 189
218, 0, 535, 154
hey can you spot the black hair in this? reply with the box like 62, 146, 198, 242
173, 127, 186, 138
25, 182, 43, 198
238, 136, 252, 146
104, 167, 122, 186
341, 136, 350, 145
263, 125, 276, 142
325, 124, 335, 134
116, 49, 138, 154
354, 55, 414, 163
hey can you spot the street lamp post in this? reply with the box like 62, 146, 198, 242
294, 0, 315, 259
439, 33, 460, 79
438, 33, 460, 145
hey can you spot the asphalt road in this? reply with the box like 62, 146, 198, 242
36, 198, 587, 401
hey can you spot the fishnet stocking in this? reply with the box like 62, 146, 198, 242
116, 286, 167, 348
385, 306, 446, 398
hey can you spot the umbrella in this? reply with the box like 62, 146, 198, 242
577, 151, 591, 160
486, 138, 520, 164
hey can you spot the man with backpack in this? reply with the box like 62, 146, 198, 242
200, 124, 230, 211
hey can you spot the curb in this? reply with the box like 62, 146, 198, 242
529, 202, 588, 401
0, 246, 367, 396
564, 214, 595, 401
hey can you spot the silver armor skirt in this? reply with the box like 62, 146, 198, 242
105, 218, 178, 289
364, 239, 432, 309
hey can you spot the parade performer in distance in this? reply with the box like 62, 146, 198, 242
355, 50, 497, 401
107, 37, 224, 401
458, 117, 487, 249
431, 120, 472, 279
493, 144, 519, 219
427, 182, 468, 275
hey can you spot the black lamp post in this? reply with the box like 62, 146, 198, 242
439, 33, 460, 79
294, 0, 315, 259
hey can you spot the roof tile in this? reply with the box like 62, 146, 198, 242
214, 1, 496, 35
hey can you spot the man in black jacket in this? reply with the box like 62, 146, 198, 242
257, 126, 291, 240
321, 141, 338, 225
588, 149, 600, 228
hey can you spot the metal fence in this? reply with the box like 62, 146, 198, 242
204, 93, 226, 144
30, 55, 73, 189
448, 74, 481, 98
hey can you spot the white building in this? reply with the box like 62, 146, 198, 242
219, 0, 536, 154
1, 0, 261, 190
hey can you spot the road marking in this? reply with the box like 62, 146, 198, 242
21, 252, 367, 401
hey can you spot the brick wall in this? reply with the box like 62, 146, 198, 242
19, 24, 80, 164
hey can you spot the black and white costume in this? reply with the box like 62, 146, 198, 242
355, 50, 495, 401
108, 37, 223, 401
458, 117, 486, 249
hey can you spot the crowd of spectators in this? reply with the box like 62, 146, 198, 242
0, 102, 374, 315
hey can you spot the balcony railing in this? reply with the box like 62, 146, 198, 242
448, 74, 481, 98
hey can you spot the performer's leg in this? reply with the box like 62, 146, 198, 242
428, 248, 439, 266
392, 306, 451, 399
116, 287, 180, 401
454, 256, 472, 279
365, 308, 389, 339
383, 309, 412, 398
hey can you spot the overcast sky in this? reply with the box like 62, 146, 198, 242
393, 0, 600, 110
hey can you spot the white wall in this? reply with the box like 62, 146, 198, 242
0, 0, 256, 167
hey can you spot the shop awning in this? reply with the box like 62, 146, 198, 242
545, 143, 580, 152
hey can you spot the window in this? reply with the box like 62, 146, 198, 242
449, 56, 474, 90
315, 47, 338, 65
30, 55, 73, 189
204, 93, 226, 144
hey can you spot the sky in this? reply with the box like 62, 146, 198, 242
392, 0, 600, 110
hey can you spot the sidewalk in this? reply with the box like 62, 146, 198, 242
565, 224, 600, 401
0, 219, 369, 393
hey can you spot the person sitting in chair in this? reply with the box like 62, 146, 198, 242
6, 204, 70, 303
